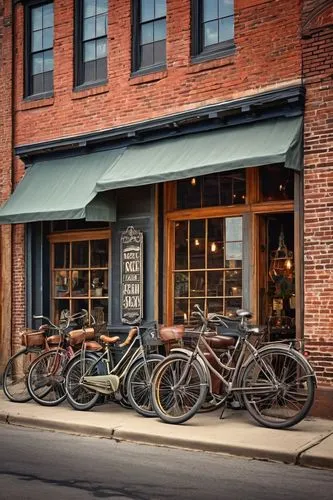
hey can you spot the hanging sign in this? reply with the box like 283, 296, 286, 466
120, 226, 144, 324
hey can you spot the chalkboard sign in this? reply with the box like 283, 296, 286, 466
120, 226, 144, 324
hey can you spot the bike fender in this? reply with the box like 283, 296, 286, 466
170, 347, 210, 380
243, 344, 317, 386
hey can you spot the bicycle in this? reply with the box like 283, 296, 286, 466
2, 324, 54, 403
151, 304, 316, 429
65, 321, 165, 416
27, 309, 98, 407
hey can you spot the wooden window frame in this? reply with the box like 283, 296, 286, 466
48, 229, 111, 324
24, 0, 54, 98
164, 168, 297, 328
74, 0, 108, 89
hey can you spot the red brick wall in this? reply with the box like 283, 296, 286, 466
302, 0, 333, 389
13, 0, 302, 146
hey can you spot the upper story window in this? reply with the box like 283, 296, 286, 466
25, 1, 54, 97
132, 0, 167, 73
75, 0, 108, 87
192, 0, 235, 61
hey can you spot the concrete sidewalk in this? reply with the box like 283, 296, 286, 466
0, 391, 332, 471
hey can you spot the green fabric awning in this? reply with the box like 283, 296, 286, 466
96, 116, 303, 192
0, 149, 123, 224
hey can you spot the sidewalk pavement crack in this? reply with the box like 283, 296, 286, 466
295, 431, 333, 465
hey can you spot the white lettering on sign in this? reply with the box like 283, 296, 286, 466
123, 296, 141, 308
125, 261, 140, 272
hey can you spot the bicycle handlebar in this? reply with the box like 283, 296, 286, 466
33, 309, 95, 331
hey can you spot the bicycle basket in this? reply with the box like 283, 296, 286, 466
20, 328, 45, 348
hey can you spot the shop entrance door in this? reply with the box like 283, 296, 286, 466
258, 212, 296, 341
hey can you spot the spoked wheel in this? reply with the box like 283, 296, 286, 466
151, 354, 208, 424
27, 349, 68, 406
241, 348, 316, 429
3, 349, 41, 403
127, 354, 164, 417
65, 357, 101, 411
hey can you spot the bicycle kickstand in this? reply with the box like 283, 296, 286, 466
219, 404, 226, 419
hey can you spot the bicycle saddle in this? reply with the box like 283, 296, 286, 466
236, 309, 252, 319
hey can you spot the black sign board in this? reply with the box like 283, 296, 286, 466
120, 226, 144, 324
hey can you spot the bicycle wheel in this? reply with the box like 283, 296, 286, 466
127, 354, 164, 417
65, 356, 101, 411
3, 349, 41, 403
241, 347, 316, 429
27, 349, 68, 406
152, 354, 208, 424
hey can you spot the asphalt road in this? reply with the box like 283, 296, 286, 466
0, 424, 332, 500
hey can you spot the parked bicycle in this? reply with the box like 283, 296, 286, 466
27, 309, 98, 407
2, 324, 51, 403
151, 304, 316, 428
65, 321, 165, 416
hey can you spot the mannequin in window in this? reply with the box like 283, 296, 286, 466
72, 271, 86, 295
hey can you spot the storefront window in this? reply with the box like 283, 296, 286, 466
50, 231, 110, 330
260, 165, 294, 201
176, 170, 246, 209
173, 217, 243, 324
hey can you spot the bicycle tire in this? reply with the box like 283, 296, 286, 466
65, 356, 101, 411
151, 353, 208, 424
3, 348, 40, 403
127, 354, 164, 417
241, 347, 315, 429
27, 349, 68, 406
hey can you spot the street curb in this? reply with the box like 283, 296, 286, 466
1, 411, 297, 465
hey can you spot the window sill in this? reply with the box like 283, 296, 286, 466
19, 94, 54, 111
130, 65, 167, 85
72, 81, 109, 100
188, 47, 236, 74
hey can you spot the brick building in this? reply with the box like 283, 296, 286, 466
0, 0, 332, 416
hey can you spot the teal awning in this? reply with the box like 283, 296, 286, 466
0, 149, 123, 224
96, 116, 303, 192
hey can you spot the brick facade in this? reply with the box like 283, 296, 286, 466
302, 0, 333, 416
0, 0, 332, 415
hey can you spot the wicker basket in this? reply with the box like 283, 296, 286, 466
20, 328, 45, 348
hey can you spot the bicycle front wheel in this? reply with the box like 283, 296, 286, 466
27, 349, 68, 406
127, 354, 164, 417
241, 348, 315, 429
152, 354, 208, 424
3, 349, 41, 403
65, 356, 101, 411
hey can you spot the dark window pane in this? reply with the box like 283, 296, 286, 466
190, 219, 205, 269
84, 16, 95, 40
84, 40, 96, 61
141, 43, 154, 67
141, 22, 154, 44
175, 221, 188, 270
219, 0, 234, 18
32, 30, 43, 52
96, 13, 107, 37
91, 239, 108, 267
174, 272, 188, 298
260, 165, 294, 201
54, 243, 70, 268
190, 271, 205, 297
203, 0, 218, 21
177, 177, 202, 209
174, 299, 188, 324
43, 27, 53, 49
203, 174, 219, 207
207, 271, 224, 296
225, 269, 242, 297
155, 0, 166, 18
96, 0, 108, 14
32, 6, 43, 30
204, 20, 219, 47
96, 57, 107, 80
96, 38, 107, 58
32, 73, 44, 94
219, 16, 234, 42
32, 53, 43, 75
153, 39, 166, 64
154, 19, 166, 41
141, 0, 154, 22
43, 70, 53, 91
43, 3, 54, 28
84, 0, 96, 18
207, 218, 224, 268
44, 50, 53, 72
84, 60, 96, 82
72, 241, 89, 267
